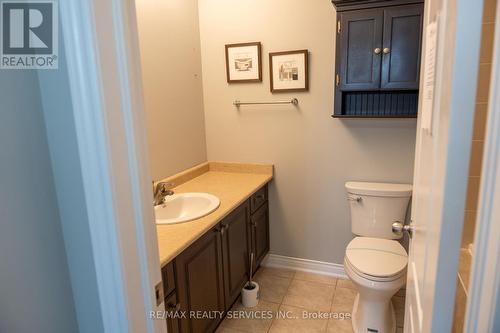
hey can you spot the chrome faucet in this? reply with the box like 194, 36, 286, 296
153, 182, 174, 206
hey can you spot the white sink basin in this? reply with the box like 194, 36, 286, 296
154, 192, 220, 225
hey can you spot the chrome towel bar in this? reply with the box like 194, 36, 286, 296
233, 98, 299, 107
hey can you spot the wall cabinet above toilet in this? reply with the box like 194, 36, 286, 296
331, 0, 424, 118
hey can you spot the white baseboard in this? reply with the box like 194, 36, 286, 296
262, 254, 348, 279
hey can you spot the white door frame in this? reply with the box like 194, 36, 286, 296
56, 0, 500, 331
59, 0, 164, 332
465, 1, 500, 331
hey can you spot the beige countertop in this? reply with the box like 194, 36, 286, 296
156, 162, 273, 266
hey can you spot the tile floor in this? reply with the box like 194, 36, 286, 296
216, 267, 405, 333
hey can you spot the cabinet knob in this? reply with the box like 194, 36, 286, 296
374, 47, 381, 55
383, 47, 391, 54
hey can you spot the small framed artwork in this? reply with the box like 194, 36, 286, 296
269, 49, 309, 93
225, 42, 262, 83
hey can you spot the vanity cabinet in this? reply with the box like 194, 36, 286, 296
251, 202, 270, 272
332, 0, 424, 117
250, 185, 268, 213
164, 291, 181, 333
161, 184, 270, 333
162, 261, 180, 333
221, 201, 251, 309
175, 223, 226, 333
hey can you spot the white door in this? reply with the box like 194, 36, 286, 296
405, 0, 485, 332
58, 1, 167, 332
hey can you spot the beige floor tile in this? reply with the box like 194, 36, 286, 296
220, 300, 279, 333
336, 279, 356, 290
282, 279, 335, 312
258, 266, 295, 279
331, 287, 357, 313
294, 271, 337, 286
254, 270, 292, 304
326, 318, 354, 333
392, 296, 405, 328
268, 304, 328, 333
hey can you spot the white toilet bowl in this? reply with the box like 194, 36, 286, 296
344, 237, 407, 333
344, 181, 412, 333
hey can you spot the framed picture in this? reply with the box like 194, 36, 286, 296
269, 50, 309, 93
225, 42, 262, 83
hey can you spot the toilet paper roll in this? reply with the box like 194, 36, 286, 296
241, 282, 260, 308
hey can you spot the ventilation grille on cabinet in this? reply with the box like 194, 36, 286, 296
340, 90, 418, 117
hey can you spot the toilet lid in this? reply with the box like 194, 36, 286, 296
345, 237, 407, 278
345, 181, 412, 197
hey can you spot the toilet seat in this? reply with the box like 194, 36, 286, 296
345, 257, 405, 283
345, 237, 407, 281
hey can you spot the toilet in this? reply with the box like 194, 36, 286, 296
344, 181, 412, 333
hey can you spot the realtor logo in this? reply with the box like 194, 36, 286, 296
1, 1, 58, 69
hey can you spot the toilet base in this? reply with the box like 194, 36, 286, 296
351, 293, 396, 333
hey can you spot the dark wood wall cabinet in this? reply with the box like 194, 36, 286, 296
332, 0, 424, 118
161, 185, 270, 333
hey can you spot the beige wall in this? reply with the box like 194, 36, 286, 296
136, 0, 207, 181
198, 0, 417, 264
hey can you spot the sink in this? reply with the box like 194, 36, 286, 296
154, 192, 220, 225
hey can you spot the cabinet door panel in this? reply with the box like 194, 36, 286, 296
339, 9, 383, 90
165, 292, 181, 333
251, 203, 270, 272
250, 185, 267, 214
381, 4, 423, 89
221, 202, 250, 309
175, 226, 225, 333
161, 261, 176, 298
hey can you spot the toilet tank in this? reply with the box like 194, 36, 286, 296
345, 181, 412, 239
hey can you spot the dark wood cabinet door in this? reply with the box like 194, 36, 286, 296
175, 225, 225, 333
338, 8, 383, 91
381, 4, 423, 89
161, 261, 176, 298
221, 201, 250, 310
250, 185, 267, 214
251, 202, 270, 272
164, 292, 181, 333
